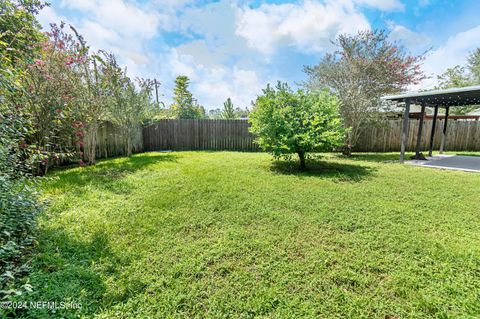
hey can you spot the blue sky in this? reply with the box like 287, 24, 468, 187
37, 0, 480, 109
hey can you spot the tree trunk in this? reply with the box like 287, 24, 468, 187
342, 122, 361, 157
127, 136, 132, 157
85, 125, 97, 165
342, 144, 352, 156
298, 151, 306, 170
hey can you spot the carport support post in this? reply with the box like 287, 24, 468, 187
414, 103, 426, 159
439, 106, 450, 154
428, 105, 439, 156
400, 99, 411, 164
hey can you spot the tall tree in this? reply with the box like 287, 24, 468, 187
171, 75, 203, 119
221, 97, 237, 119
304, 30, 425, 155
110, 63, 155, 157
437, 65, 472, 89
467, 48, 480, 83
436, 48, 480, 114
23, 23, 84, 173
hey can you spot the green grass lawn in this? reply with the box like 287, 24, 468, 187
8, 152, 480, 318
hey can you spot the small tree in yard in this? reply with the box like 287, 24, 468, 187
249, 82, 345, 170
304, 30, 426, 155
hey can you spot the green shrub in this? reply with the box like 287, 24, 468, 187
0, 112, 42, 298
0, 0, 45, 297
249, 82, 345, 169
0, 176, 41, 298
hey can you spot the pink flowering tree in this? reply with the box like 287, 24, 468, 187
23, 22, 84, 174
24, 22, 122, 172
304, 30, 426, 155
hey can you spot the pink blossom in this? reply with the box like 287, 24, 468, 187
72, 121, 84, 129
65, 57, 74, 66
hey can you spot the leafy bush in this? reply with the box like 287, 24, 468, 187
0, 0, 45, 298
0, 176, 41, 298
0, 112, 42, 298
249, 82, 345, 169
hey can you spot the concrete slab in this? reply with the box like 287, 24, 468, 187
407, 155, 480, 173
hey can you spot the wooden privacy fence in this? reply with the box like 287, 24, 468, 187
143, 119, 259, 152
95, 122, 143, 158
98, 118, 480, 156
355, 118, 480, 152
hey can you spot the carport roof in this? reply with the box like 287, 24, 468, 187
381, 85, 480, 107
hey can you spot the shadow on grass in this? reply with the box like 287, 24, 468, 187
270, 159, 376, 182
332, 152, 415, 163
7, 229, 123, 318
45, 153, 178, 194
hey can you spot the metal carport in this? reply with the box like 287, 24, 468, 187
382, 85, 480, 164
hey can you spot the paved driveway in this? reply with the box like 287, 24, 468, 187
408, 155, 480, 173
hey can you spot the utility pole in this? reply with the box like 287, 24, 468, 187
153, 78, 161, 109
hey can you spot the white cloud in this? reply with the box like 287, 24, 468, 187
235, 0, 370, 54
168, 50, 200, 81
176, 40, 226, 68
388, 22, 431, 53
167, 48, 265, 108
37, 0, 169, 81
419, 24, 480, 89
197, 67, 264, 108
164, 1, 273, 108
36, 5, 66, 28
60, 0, 161, 38
59, 0, 96, 11
353, 0, 404, 11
